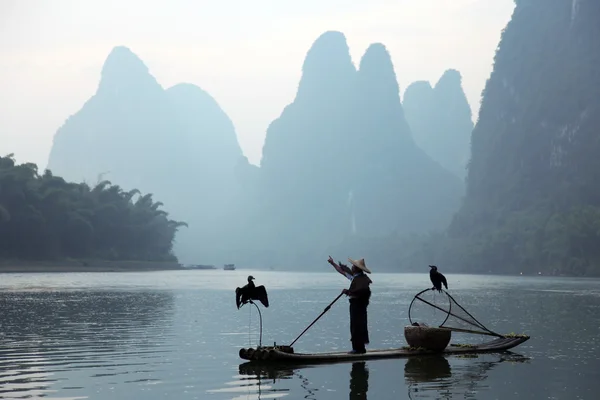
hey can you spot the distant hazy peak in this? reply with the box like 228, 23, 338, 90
166, 83, 221, 110
437, 68, 462, 82
433, 69, 473, 121
166, 82, 242, 155
358, 43, 393, 72
301, 31, 353, 73
295, 31, 356, 103
99, 46, 159, 93
406, 80, 433, 89
434, 69, 463, 91
101, 46, 149, 77
403, 80, 433, 100
357, 43, 402, 100
167, 82, 209, 95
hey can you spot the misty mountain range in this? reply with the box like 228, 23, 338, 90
46, 31, 472, 269
42, 0, 600, 276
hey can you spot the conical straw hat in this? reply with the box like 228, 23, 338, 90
348, 257, 371, 274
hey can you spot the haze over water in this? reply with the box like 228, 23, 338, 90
0, 270, 598, 399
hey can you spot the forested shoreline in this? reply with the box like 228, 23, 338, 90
0, 154, 187, 266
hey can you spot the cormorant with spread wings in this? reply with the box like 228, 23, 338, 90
235, 276, 269, 309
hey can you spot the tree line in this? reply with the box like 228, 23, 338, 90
0, 154, 187, 262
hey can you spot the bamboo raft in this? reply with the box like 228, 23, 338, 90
238, 335, 530, 364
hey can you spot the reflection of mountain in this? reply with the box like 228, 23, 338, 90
405, 353, 530, 399
0, 290, 175, 398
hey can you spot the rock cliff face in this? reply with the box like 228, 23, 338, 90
403, 69, 474, 179
47, 46, 243, 264
447, 0, 600, 275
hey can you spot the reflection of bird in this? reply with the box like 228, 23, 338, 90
429, 265, 448, 293
235, 276, 269, 309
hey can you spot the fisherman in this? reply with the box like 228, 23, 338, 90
327, 256, 372, 354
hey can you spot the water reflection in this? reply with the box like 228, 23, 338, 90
404, 356, 452, 383
0, 290, 175, 399
238, 363, 295, 382
236, 353, 531, 400
236, 361, 371, 400
229, 363, 297, 399
349, 362, 369, 400
405, 353, 531, 399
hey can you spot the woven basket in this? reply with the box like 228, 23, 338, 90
404, 325, 451, 351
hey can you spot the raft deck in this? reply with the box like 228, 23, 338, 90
239, 336, 530, 364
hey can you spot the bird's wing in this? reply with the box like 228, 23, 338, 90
235, 287, 242, 309
253, 285, 269, 308
441, 274, 448, 289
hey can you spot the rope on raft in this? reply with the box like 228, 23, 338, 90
408, 288, 504, 338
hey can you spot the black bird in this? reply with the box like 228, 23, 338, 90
235, 276, 269, 309
429, 265, 448, 293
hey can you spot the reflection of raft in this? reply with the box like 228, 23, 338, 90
238, 335, 530, 364
238, 361, 296, 379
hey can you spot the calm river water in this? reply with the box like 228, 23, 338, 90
0, 270, 598, 399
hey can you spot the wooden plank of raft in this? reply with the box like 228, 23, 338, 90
239, 336, 530, 363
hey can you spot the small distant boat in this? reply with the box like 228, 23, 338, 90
185, 264, 216, 270
224, 264, 236, 271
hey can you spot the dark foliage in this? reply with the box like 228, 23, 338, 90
0, 154, 187, 261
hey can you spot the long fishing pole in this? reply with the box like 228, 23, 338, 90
289, 291, 345, 347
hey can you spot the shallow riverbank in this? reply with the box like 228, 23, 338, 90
0, 259, 184, 273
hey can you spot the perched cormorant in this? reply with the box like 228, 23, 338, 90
429, 265, 448, 293
235, 276, 269, 309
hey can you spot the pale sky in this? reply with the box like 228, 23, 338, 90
0, 0, 515, 169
